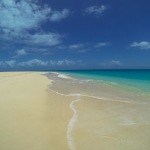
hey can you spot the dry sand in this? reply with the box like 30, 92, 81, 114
0, 72, 74, 150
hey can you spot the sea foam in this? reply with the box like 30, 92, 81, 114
57, 74, 71, 79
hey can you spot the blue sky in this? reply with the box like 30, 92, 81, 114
0, 0, 150, 70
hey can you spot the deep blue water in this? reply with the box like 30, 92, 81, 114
57, 70, 150, 93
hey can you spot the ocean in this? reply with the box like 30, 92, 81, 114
58, 69, 150, 93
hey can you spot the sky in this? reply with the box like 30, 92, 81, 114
0, 0, 150, 70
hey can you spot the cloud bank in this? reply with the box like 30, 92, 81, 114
0, 59, 82, 69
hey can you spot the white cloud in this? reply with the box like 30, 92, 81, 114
0, 0, 50, 34
20, 59, 49, 67
84, 5, 108, 16
0, 60, 16, 68
25, 47, 54, 55
56, 42, 109, 53
0, 0, 69, 46
61, 60, 76, 65
27, 32, 62, 46
49, 9, 70, 22
25, 48, 48, 53
68, 42, 110, 52
95, 42, 110, 48
13, 49, 27, 58
111, 60, 122, 66
69, 44, 84, 50
5, 60, 16, 67
130, 41, 150, 49
68, 44, 89, 53
0, 0, 70, 35
57, 44, 85, 50
50, 60, 76, 66
7, 32, 62, 47
57, 60, 64, 66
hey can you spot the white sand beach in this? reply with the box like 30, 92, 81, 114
0, 72, 150, 150
0, 72, 74, 150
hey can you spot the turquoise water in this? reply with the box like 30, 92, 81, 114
57, 70, 150, 93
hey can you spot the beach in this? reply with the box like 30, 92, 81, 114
0, 71, 150, 150
0, 72, 73, 150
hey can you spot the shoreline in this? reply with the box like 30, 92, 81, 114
48, 87, 81, 150
0, 72, 150, 150
47, 72, 150, 150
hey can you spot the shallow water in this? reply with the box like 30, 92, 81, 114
47, 72, 150, 150
57, 70, 150, 93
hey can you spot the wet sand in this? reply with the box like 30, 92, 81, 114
47, 73, 150, 150
73, 96, 150, 150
